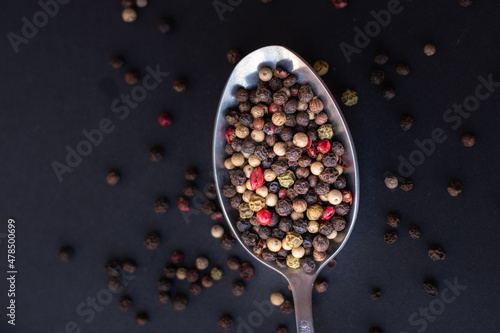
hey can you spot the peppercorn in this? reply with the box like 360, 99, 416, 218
384, 230, 397, 244
373, 49, 389, 65
399, 179, 413, 191
158, 291, 170, 304
173, 78, 187, 92
369, 328, 383, 333
124, 70, 139, 85
371, 288, 381, 300
189, 281, 203, 295
135, 312, 148, 326
106, 170, 120, 185
232, 280, 246, 296
458, 0, 472, 7
382, 85, 396, 101
108, 276, 121, 292
332, 0, 347, 8
283, 74, 297, 88
201, 275, 214, 288
370, 69, 385, 85
226, 49, 241, 64
144, 232, 160, 250
313, 60, 329, 76
276, 199, 294, 216
384, 175, 398, 189
182, 182, 196, 197
136, 0, 147, 7
157, 18, 173, 34
105, 260, 121, 277
122, 259, 137, 274
270, 291, 285, 306
327, 258, 337, 269
424, 43, 436, 56
164, 265, 176, 279
399, 115, 414, 131
239, 263, 254, 280
395, 63, 410, 76
218, 315, 233, 331
309, 99, 324, 114
172, 294, 188, 311
211, 267, 224, 280
118, 296, 132, 311
110, 56, 125, 69
428, 246, 446, 260
220, 234, 236, 250
121, 0, 134, 8
333, 176, 346, 190
314, 280, 328, 293
122, 8, 137, 23
409, 225, 421, 239
284, 98, 298, 114
387, 213, 400, 228
186, 269, 199, 283
170, 251, 183, 264
211, 224, 225, 239
423, 281, 439, 296
149, 146, 164, 162
298, 84, 314, 103
59, 245, 73, 262
461, 133, 475, 147
447, 180, 462, 197
280, 299, 294, 315
158, 277, 172, 292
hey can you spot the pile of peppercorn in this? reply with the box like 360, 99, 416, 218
221, 65, 353, 273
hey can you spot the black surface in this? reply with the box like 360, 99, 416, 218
1, 0, 500, 332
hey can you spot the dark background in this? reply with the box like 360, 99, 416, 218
1, 0, 499, 332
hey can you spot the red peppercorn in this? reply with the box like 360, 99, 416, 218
269, 102, 283, 114
273, 67, 289, 79
305, 137, 313, 149
256, 209, 272, 226
332, 0, 347, 9
170, 251, 183, 264
307, 144, 317, 158
321, 206, 335, 221
317, 140, 331, 154
249, 167, 265, 190
278, 189, 288, 199
158, 113, 172, 127
342, 190, 352, 204
176, 196, 189, 212
226, 127, 234, 144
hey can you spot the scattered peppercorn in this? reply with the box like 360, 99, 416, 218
370, 69, 385, 85
106, 170, 120, 185
195, 256, 209, 270
458, 0, 472, 7
313, 60, 329, 76
144, 232, 160, 250
122, 8, 137, 23
121, 0, 134, 8
158, 277, 172, 292
211, 224, 225, 238
158, 291, 170, 304
280, 299, 294, 315
185, 168, 198, 181
149, 146, 164, 162
105, 260, 121, 277
182, 182, 197, 197
123, 259, 137, 273
447, 180, 463, 197
373, 49, 389, 65
172, 294, 188, 311
218, 315, 233, 331
176, 267, 188, 280
110, 56, 125, 69
314, 279, 328, 293
59, 245, 73, 262
270, 291, 285, 306
232, 280, 246, 296
424, 43, 436, 56
371, 288, 381, 300
158, 18, 173, 34
136, 0, 148, 7
239, 262, 255, 280
186, 269, 200, 283
384, 175, 398, 189
382, 85, 396, 101
327, 258, 337, 269
332, 0, 347, 9
135, 312, 149, 326
170, 251, 183, 264
387, 213, 400, 228
176, 196, 190, 212
227, 257, 241, 270
124, 70, 139, 85
227, 49, 242, 64
423, 281, 439, 296
164, 265, 176, 279
461, 133, 476, 147
428, 246, 446, 261
189, 281, 203, 295
395, 63, 410, 76
400, 116, 414, 131
158, 113, 172, 127
220, 234, 236, 250
211, 267, 224, 280
384, 230, 397, 244
409, 225, 421, 239
369, 327, 383, 333
201, 275, 214, 288
154, 197, 169, 213
173, 78, 187, 92
108, 276, 121, 292
118, 296, 132, 311
341, 89, 358, 106
399, 179, 413, 191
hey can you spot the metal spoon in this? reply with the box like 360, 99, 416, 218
213, 45, 359, 333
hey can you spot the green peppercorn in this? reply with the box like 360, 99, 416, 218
317, 124, 334, 140
313, 60, 329, 76
341, 89, 358, 106
278, 170, 296, 188
211, 267, 224, 280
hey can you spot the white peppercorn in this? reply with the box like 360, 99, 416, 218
256, 186, 268, 198
231, 153, 245, 167
248, 155, 261, 167
211, 225, 225, 238
251, 130, 265, 142
310, 162, 324, 175
235, 125, 249, 139
265, 193, 278, 207
292, 246, 305, 258
327, 190, 343, 205
293, 132, 309, 148
267, 238, 282, 252
195, 257, 209, 270
273, 142, 287, 156
308, 221, 319, 233
224, 158, 235, 170
270, 291, 285, 306
264, 169, 276, 182
122, 8, 137, 22
243, 165, 254, 178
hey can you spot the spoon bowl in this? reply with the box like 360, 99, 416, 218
213, 45, 359, 333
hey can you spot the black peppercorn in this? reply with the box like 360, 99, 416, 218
409, 225, 421, 239
183, 182, 197, 197
230, 195, 242, 209
292, 219, 308, 234
158, 277, 173, 292
373, 49, 389, 65
59, 245, 73, 262
230, 169, 246, 186
458, 0, 472, 6
185, 167, 198, 181
400, 115, 414, 131
105, 260, 121, 277
300, 256, 315, 273
447, 180, 462, 197
235, 88, 249, 102
382, 85, 396, 101
108, 276, 121, 292
298, 84, 314, 103
384, 230, 397, 244
218, 315, 233, 331
118, 296, 132, 311
232, 280, 246, 296
423, 280, 439, 296
272, 228, 285, 239
400, 179, 413, 191
110, 56, 125, 69
186, 269, 200, 283
164, 265, 176, 279
220, 234, 236, 250
149, 146, 164, 162
205, 183, 217, 200
269, 77, 283, 91
123, 259, 137, 273
154, 197, 169, 213
158, 18, 173, 34
201, 275, 214, 288
395, 62, 410, 76
226, 49, 241, 64
144, 232, 161, 250
241, 230, 259, 247
319, 221, 334, 236
371, 288, 381, 300
273, 91, 288, 105
314, 280, 328, 293
239, 262, 254, 280
173, 78, 187, 92
428, 246, 446, 261
135, 312, 149, 326
189, 281, 203, 295
327, 258, 337, 269
158, 291, 170, 304
283, 74, 297, 88
387, 213, 400, 228
335, 202, 350, 216
124, 70, 139, 85
227, 257, 241, 271
280, 299, 294, 315
172, 294, 188, 311
284, 98, 298, 114
370, 69, 385, 85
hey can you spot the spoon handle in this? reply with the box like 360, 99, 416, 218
289, 274, 315, 333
